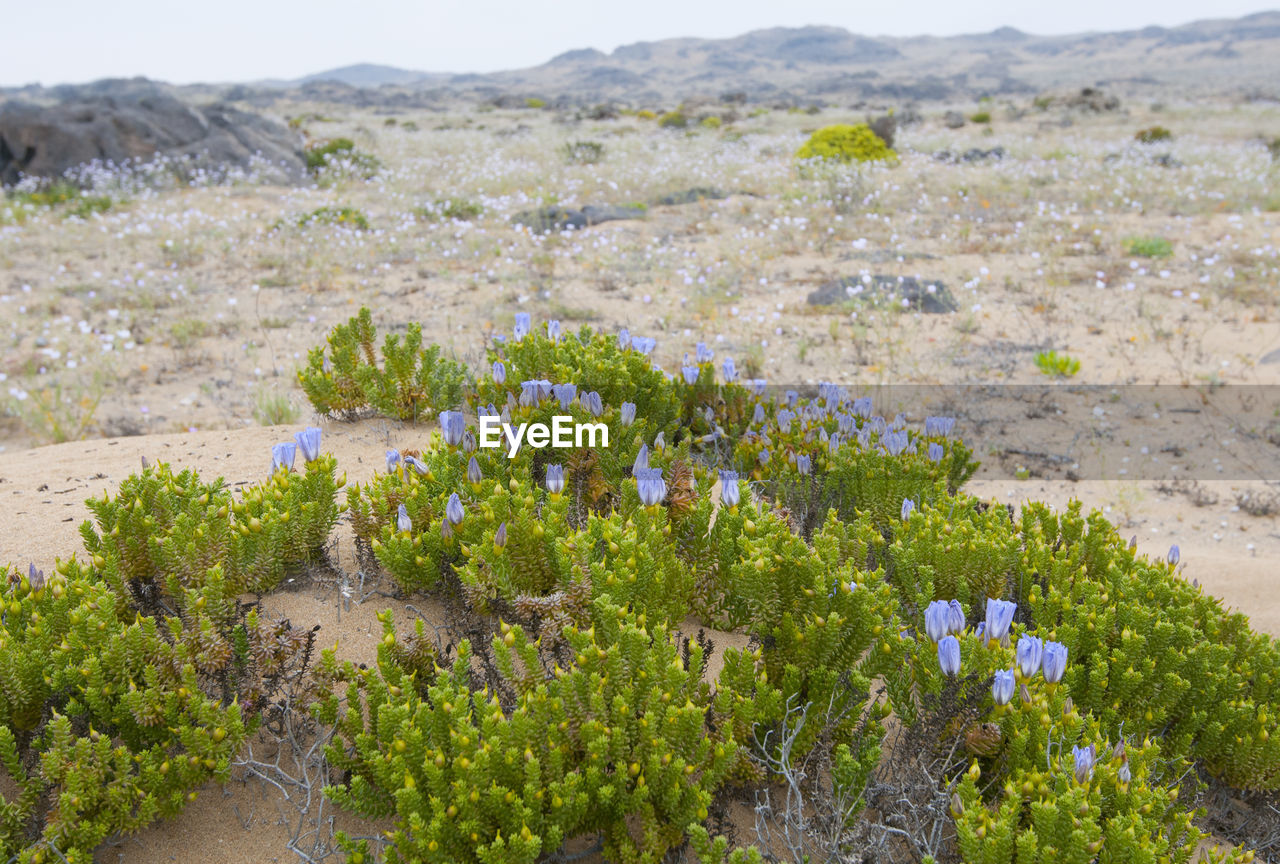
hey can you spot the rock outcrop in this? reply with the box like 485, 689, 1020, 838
0, 84, 304, 185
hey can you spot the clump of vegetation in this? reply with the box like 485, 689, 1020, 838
562, 140, 605, 165
3, 180, 115, 220
288, 206, 370, 230
969, 110, 991, 124
1034, 349, 1082, 378
6, 307, 1278, 863
415, 198, 484, 222
1136, 126, 1173, 144
635, 109, 656, 120
658, 111, 689, 129
297, 306, 470, 421
701, 116, 722, 129
7, 374, 108, 444
0, 432, 339, 861
525, 97, 546, 109
796, 123, 896, 164
1124, 235, 1174, 258
304, 137, 381, 177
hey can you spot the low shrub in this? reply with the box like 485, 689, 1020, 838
563, 140, 605, 165
1136, 126, 1173, 144
796, 123, 896, 164
297, 306, 470, 421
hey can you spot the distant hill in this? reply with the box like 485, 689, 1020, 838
6, 12, 1280, 106
293, 63, 445, 87
276, 12, 1280, 103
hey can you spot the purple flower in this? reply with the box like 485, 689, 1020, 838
719, 470, 740, 508
494, 521, 507, 549
1042, 641, 1068, 684
294, 426, 322, 463
928, 442, 945, 463
984, 598, 1016, 645
403, 455, 429, 475
785, 390, 799, 409
28, 563, 44, 591
637, 467, 667, 507
851, 397, 872, 418
681, 365, 699, 385
1118, 761, 1131, 786
467, 456, 483, 485
1017, 635, 1043, 680
1167, 545, 1180, 565
620, 402, 636, 426
925, 600, 950, 643
992, 669, 1015, 706
901, 498, 915, 520
722, 357, 737, 382
1072, 744, 1096, 784
749, 379, 767, 396
513, 313, 531, 341
546, 464, 565, 495
617, 328, 631, 350
271, 441, 296, 473
758, 449, 770, 465
795, 454, 811, 475
547, 319, 562, 342
777, 410, 794, 434
882, 430, 910, 457
925, 416, 956, 438
396, 503, 412, 533
947, 599, 965, 635
386, 449, 401, 473
752, 403, 766, 424
631, 336, 656, 355
937, 635, 961, 677
439, 411, 465, 447
632, 444, 649, 475
492, 360, 506, 385
653, 431, 665, 451
553, 383, 577, 411
581, 391, 603, 417
695, 342, 713, 363
446, 492, 465, 525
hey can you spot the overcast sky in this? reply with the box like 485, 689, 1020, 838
3, 0, 1275, 87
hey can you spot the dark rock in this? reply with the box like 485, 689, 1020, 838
0, 88, 304, 185
653, 186, 729, 206
580, 204, 644, 225
1064, 87, 1120, 112
943, 110, 966, 128
866, 113, 896, 148
896, 106, 924, 127
1259, 347, 1280, 365
514, 203, 645, 232
514, 206, 586, 232
807, 275, 959, 314
934, 146, 1005, 163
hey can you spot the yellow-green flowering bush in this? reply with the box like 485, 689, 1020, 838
796, 123, 896, 164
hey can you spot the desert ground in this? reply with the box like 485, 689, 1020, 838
1, 95, 1278, 861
